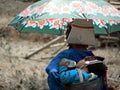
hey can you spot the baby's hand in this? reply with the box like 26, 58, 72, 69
76, 60, 85, 68
59, 61, 68, 66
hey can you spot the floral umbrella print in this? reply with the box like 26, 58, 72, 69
9, 0, 120, 35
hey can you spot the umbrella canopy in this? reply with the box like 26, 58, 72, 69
9, 0, 120, 35
94, 20, 120, 34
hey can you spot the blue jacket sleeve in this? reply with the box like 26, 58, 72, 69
45, 50, 69, 79
59, 66, 79, 84
59, 66, 98, 84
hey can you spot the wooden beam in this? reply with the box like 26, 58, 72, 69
113, 5, 120, 9
50, 42, 65, 47
52, 43, 66, 55
24, 35, 64, 59
110, 1, 120, 5
99, 35, 119, 40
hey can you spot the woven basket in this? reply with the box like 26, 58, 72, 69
65, 77, 102, 90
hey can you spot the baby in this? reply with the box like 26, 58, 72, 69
59, 56, 107, 85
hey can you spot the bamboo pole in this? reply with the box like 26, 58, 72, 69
24, 36, 64, 59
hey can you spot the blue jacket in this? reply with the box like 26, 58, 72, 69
45, 48, 94, 90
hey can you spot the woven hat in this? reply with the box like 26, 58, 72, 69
66, 19, 97, 46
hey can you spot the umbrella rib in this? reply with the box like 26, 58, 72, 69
82, 13, 87, 19
34, 12, 48, 20
59, 26, 64, 35
104, 27, 110, 35
15, 17, 27, 32
20, 23, 27, 32
72, 11, 86, 19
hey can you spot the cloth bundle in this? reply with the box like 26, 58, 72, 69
59, 56, 107, 84
59, 58, 98, 84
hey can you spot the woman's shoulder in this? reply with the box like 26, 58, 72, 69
60, 48, 92, 53
57, 49, 93, 57
59, 48, 78, 54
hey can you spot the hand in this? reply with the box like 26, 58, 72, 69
76, 59, 85, 68
59, 61, 68, 66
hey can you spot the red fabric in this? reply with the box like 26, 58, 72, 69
85, 56, 104, 61
104, 70, 107, 82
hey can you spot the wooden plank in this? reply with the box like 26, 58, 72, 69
52, 43, 66, 55
41, 55, 55, 59
113, 5, 120, 9
101, 40, 119, 43
50, 42, 65, 47
110, 1, 120, 5
99, 35, 119, 40
24, 36, 64, 59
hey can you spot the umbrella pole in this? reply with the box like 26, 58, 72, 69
104, 27, 111, 48
24, 35, 64, 59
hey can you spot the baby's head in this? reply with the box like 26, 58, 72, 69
87, 62, 107, 77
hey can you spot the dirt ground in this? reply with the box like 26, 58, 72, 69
0, 0, 120, 90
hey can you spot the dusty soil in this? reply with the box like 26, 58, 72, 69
0, 0, 120, 90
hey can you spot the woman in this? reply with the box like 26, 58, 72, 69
45, 20, 108, 90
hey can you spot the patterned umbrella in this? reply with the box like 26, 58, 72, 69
9, 0, 120, 35
94, 19, 120, 34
